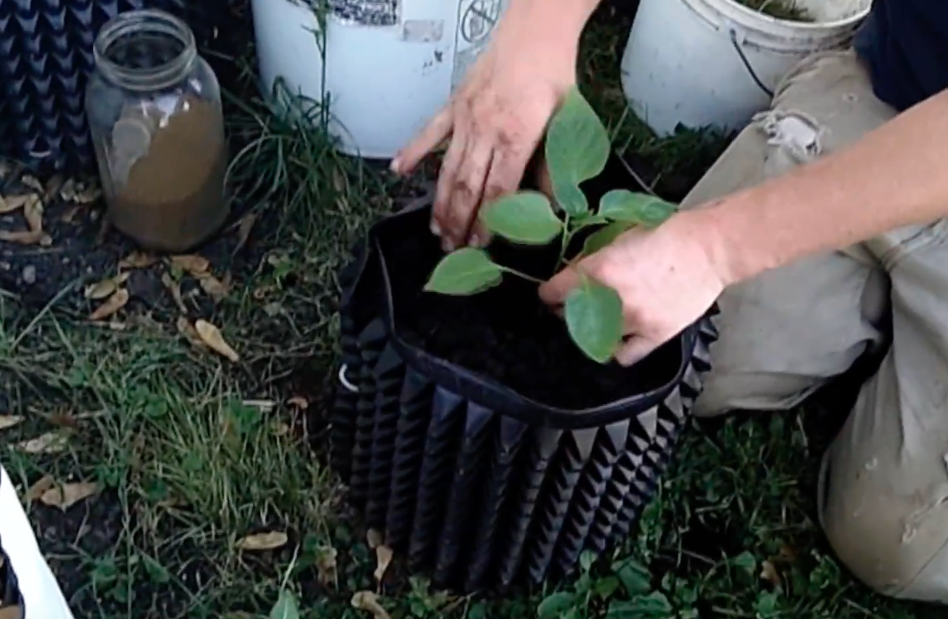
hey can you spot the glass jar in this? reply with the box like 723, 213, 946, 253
85, 9, 228, 253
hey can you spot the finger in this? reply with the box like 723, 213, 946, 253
471, 142, 536, 244
538, 265, 582, 307
391, 108, 453, 175
446, 138, 495, 247
432, 122, 471, 250
616, 336, 659, 367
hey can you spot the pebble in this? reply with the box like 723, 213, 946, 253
22, 264, 36, 284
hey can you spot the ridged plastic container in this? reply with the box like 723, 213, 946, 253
330, 157, 719, 592
0, 0, 225, 173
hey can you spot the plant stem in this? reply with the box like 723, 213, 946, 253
500, 266, 545, 285
557, 215, 572, 268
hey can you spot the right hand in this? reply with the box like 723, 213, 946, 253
390, 6, 579, 252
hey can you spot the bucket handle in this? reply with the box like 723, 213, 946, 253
727, 26, 775, 99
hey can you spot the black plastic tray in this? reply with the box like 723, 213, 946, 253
330, 157, 719, 592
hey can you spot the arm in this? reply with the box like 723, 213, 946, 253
692, 89, 948, 286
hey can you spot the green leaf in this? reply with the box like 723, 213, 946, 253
731, 551, 757, 577
579, 550, 597, 573
269, 589, 301, 619
546, 86, 610, 216
582, 221, 634, 256
564, 279, 624, 364
594, 575, 621, 599
537, 591, 577, 619
480, 191, 563, 244
598, 190, 677, 227
607, 592, 674, 618
424, 248, 503, 296
612, 559, 652, 596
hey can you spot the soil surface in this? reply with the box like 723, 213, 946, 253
382, 213, 683, 410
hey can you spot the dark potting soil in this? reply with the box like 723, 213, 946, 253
382, 219, 683, 410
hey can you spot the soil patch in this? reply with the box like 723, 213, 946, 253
382, 216, 682, 410
735, 0, 813, 21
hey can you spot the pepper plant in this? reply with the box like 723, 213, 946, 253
424, 86, 678, 364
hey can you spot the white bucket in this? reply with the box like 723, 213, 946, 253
251, 0, 509, 159
619, 0, 870, 137
0, 464, 76, 619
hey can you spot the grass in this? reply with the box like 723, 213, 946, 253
0, 4, 940, 619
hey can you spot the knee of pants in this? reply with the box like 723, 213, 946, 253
821, 458, 948, 603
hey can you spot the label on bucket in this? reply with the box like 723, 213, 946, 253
330, 0, 399, 26
452, 0, 507, 89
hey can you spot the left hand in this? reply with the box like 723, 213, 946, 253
538, 213, 728, 366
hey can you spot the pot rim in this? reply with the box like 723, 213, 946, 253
357, 203, 715, 431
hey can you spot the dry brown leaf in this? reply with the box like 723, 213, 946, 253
0, 604, 23, 619
374, 545, 394, 583
351, 591, 390, 619
61, 205, 81, 223
75, 183, 101, 204
0, 415, 24, 431
118, 251, 158, 270
760, 560, 782, 587
20, 174, 43, 193
316, 546, 338, 587
233, 212, 257, 255
0, 229, 46, 245
40, 481, 99, 509
235, 531, 288, 551
197, 272, 230, 302
0, 194, 33, 214
195, 319, 240, 362
176, 316, 204, 348
170, 254, 210, 275
84, 272, 129, 300
161, 272, 188, 313
43, 174, 64, 201
24, 475, 56, 502
16, 431, 69, 454
287, 396, 309, 410
23, 195, 43, 232
59, 178, 77, 202
366, 529, 383, 549
89, 288, 129, 321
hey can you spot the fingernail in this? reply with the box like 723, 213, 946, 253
469, 233, 483, 247
430, 220, 441, 236
441, 238, 455, 253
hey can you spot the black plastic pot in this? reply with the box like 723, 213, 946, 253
0, 0, 237, 173
330, 156, 718, 593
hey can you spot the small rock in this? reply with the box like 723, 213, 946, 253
22, 264, 36, 285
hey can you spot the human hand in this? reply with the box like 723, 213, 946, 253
390, 5, 579, 252
538, 213, 727, 366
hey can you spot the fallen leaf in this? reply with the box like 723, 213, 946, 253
0, 194, 33, 214
287, 397, 309, 410
374, 545, 393, 583
351, 591, 390, 619
177, 316, 204, 348
161, 272, 188, 313
24, 475, 56, 502
198, 272, 230, 302
59, 178, 78, 202
232, 212, 257, 255
316, 546, 338, 587
0, 604, 23, 619
84, 272, 130, 300
43, 174, 64, 201
760, 560, 782, 587
0, 229, 46, 245
118, 251, 158, 270
20, 174, 43, 193
89, 288, 129, 321
0, 415, 24, 431
366, 529, 383, 549
170, 254, 210, 275
23, 195, 43, 232
195, 319, 240, 362
75, 183, 101, 204
16, 431, 69, 454
236, 531, 288, 551
253, 285, 275, 300
49, 411, 99, 429
61, 205, 81, 223
40, 481, 99, 509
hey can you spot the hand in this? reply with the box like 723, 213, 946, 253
539, 213, 727, 366
390, 5, 579, 252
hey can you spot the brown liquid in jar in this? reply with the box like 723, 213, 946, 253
106, 98, 228, 253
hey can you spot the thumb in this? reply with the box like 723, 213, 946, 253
538, 265, 582, 307
615, 336, 659, 367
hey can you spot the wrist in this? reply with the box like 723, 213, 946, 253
504, 0, 599, 52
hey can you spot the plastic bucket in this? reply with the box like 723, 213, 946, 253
619, 0, 870, 136
251, 0, 509, 159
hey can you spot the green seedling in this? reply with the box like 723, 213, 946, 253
424, 86, 678, 364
